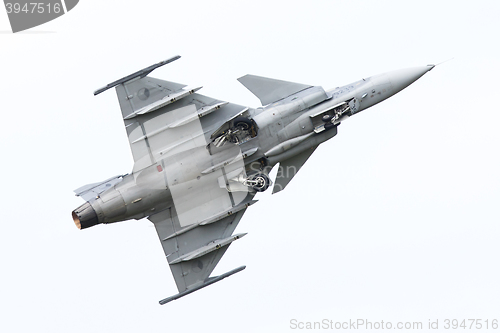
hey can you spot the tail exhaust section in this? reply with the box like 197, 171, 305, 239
72, 202, 99, 230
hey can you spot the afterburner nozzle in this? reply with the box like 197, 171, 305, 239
72, 202, 100, 230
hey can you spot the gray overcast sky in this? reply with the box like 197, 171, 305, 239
1, 1, 499, 332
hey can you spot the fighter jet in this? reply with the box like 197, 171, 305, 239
72, 56, 434, 304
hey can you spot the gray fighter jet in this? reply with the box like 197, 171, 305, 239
72, 56, 434, 304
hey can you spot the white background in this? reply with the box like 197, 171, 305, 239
1, 1, 499, 332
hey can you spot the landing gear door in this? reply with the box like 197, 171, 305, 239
210, 108, 250, 140
349, 98, 360, 114
210, 108, 258, 148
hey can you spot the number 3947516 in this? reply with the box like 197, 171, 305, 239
5, 2, 61, 14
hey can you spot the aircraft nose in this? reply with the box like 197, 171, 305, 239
387, 65, 434, 94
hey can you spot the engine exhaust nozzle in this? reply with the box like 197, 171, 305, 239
72, 202, 99, 230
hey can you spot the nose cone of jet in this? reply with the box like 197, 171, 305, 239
387, 65, 435, 94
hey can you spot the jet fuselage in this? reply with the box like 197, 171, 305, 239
72, 65, 434, 230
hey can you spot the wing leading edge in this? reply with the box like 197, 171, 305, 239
272, 145, 318, 194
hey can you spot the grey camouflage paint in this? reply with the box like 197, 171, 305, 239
72, 57, 435, 303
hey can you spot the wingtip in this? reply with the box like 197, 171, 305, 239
163, 55, 181, 64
